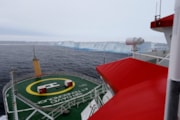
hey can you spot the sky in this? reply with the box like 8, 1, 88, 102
0, 0, 175, 43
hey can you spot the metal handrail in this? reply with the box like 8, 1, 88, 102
42, 83, 106, 119
133, 52, 169, 61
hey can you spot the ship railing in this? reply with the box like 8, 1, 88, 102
2, 74, 37, 116
2, 80, 12, 114
42, 83, 107, 120
132, 51, 169, 66
16, 93, 54, 120
2, 74, 36, 98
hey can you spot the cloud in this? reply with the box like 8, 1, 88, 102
0, 27, 51, 36
0, 0, 175, 42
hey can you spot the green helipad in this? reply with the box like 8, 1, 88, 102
4, 74, 104, 120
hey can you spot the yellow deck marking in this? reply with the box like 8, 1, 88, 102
26, 78, 75, 96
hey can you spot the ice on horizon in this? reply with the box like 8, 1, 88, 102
57, 41, 168, 54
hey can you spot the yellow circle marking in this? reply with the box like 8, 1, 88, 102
26, 78, 75, 96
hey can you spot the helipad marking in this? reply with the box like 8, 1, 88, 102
26, 78, 75, 96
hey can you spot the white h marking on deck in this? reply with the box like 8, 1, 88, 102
39, 82, 60, 89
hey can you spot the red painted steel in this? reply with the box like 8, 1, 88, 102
151, 14, 174, 28
89, 58, 168, 120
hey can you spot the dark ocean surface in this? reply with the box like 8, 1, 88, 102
0, 44, 128, 115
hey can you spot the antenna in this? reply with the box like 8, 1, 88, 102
155, 0, 158, 17
155, 0, 162, 20
159, 0, 162, 18
33, 46, 36, 59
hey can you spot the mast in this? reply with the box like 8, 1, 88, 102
155, 0, 162, 20
33, 46, 36, 59
159, 0, 162, 18
11, 70, 19, 120
32, 46, 42, 78
164, 0, 180, 120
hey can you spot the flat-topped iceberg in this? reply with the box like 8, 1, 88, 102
57, 41, 167, 54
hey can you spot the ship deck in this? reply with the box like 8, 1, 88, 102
3, 73, 102, 120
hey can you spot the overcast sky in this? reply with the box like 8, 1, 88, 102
0, 0, 175, 42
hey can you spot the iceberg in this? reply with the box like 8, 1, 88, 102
57, 41, 168, 54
